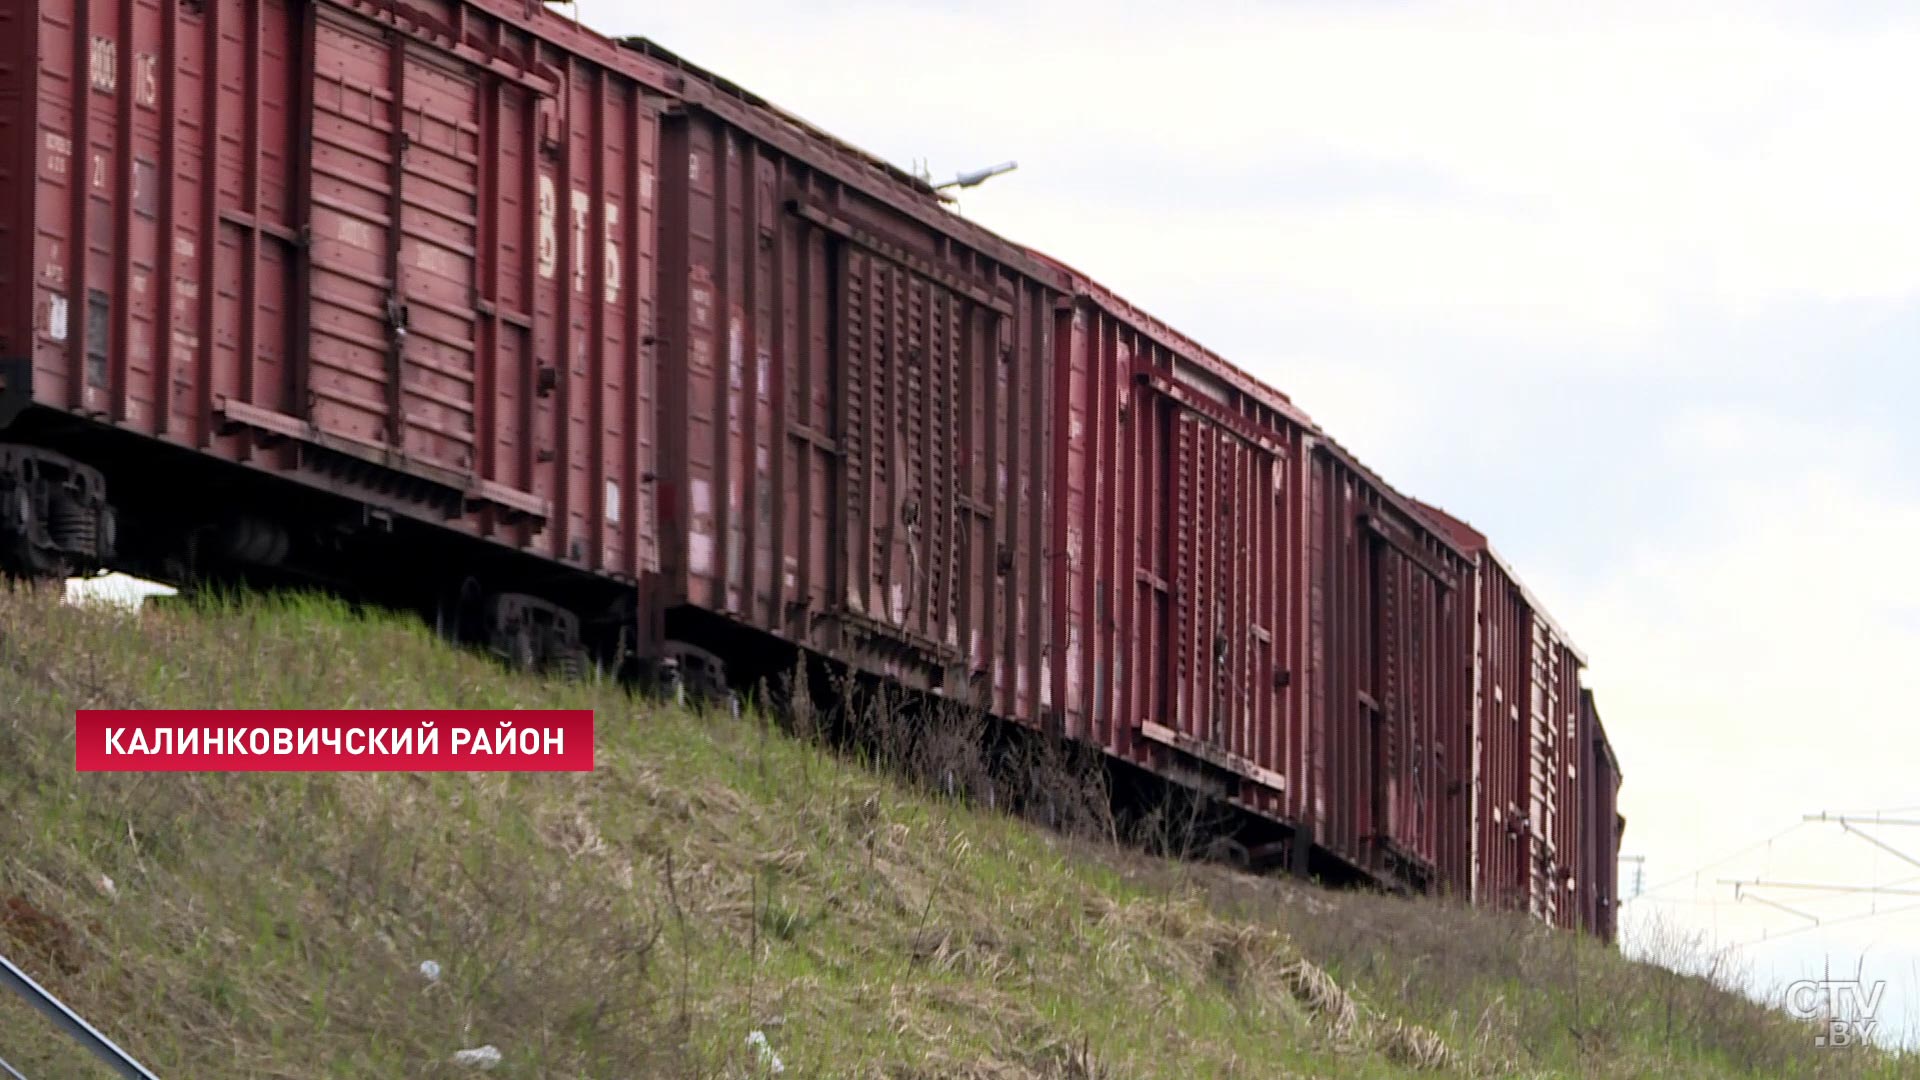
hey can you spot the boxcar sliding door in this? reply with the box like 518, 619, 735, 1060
305, 8, 482, 472
827, 235, 1003, 691
1134, 375, 1286, 791
295, 1, 556, 531
1360, 511, 1461, 887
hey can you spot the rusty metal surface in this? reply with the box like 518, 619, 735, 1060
1582, 690, 1624, 940
1310, 450, 1475, 890
1047, 281, 1312, 831
0, 0, 668, 583
653, 107, 1055, 715
1419, 502, 1591, 926
0, 0, 1045, 588
0, 0, 1066, 712
1045, 265, 1483, 896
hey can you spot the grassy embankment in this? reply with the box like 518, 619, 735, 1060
0, 588, 1910, 1077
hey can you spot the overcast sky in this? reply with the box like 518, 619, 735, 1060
566, 0, 1920, 1037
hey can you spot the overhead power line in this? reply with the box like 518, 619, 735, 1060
1714, 897, 1920, 955
1626, 821, 1808, 903
1703, 808, 1920, 952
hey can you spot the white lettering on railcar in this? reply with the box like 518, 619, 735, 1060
47, 293, 68, 342
571, 188, 590, 294
728, 316, 744, 391
135, 54, 158, 109
688, 477, 714, 576
603, 202, 621, 304
689, 278, 713, 337
536, 175, 559, 280
43, 132, 70, 180
89, 36, 117, 94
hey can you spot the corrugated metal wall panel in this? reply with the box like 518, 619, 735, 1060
1581, 691, 1623, 942
5, 0, 662, 583
1419, 500, 1594, 929
1310, 449, 1473, 889
1051, 290, 1314, 834
654, 107, 1054, 717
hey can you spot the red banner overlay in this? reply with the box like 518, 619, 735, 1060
74, 710, 595, 772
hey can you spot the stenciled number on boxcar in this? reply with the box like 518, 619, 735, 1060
537, 176, 559, 280
534, 177, 619, 303
88, 35, 117, 94
135, 54, 158, 109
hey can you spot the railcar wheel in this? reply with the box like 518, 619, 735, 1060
0, 446, 112, 582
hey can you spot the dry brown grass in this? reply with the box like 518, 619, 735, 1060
1279, 957, 1361, 1041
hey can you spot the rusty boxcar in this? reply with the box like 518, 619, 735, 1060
0, 0, 1063, 686
1038, 253, 1480, 891
1309, 445, 1475, 892
0, 0, 705, 665
632, 40, 1064, 711
1038, 253, 1328, 871
1581, 689, 1624, 941
1, 0, 1615, 920
1024, 239, 1491, 892
1417, 503, 1589, 926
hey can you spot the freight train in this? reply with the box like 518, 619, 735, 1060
0, 0, 1623, 935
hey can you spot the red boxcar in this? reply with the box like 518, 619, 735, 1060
1581, 689, 1625, 941
637, 39, 1063, 709
1310, 446, 1475, 891
1419, 504, 1588, 925
0, 0, 700, 660
1039, 255, 1321, 862
0, 0, 1067, 683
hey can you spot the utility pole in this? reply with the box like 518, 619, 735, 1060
1620, 854, 1646, 901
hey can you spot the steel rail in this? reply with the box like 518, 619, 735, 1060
0, 952, 161, 1080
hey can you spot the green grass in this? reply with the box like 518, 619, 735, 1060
0, 587, 1911, 1078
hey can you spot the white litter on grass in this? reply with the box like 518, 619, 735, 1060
96, 874, 116, 899
452, 1045, 502, 1070
418, 959, 442, 982
63, 572, 176, 611
745, 1030, 784, 1075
